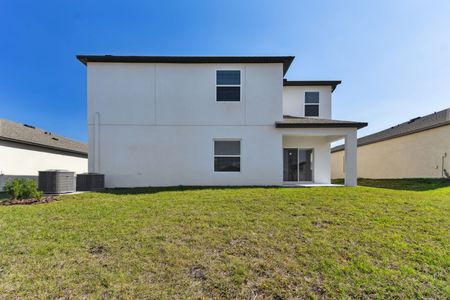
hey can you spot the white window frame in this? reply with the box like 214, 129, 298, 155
304, 91, 320, 118
213, 138, 242, 173
215, 70, 242, 102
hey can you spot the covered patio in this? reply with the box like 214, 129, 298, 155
276, 116, 367, 186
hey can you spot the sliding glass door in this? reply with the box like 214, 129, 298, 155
283, 149, 313, 182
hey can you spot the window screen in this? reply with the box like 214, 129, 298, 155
305, 92, 319, 103
216, 71, 240, 85
214, 140, 241, 155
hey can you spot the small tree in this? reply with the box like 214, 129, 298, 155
4, 178, 42, 200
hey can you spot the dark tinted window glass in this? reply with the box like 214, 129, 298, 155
217, 86, 240, 102
214, 157, 240, 172
298, 149, 313, 181
305, 105, 319, 117
283, 149, 298, 181
217, 70, 240, 85
283, 149, 313, 182
214, 141, 240, 155
305, 92, 319, 103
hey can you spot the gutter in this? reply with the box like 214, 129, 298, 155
0, 136, 88, 157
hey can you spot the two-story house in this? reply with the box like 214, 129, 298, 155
77, 55, 367, 187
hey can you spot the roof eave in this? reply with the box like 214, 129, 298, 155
283, 80, 342, 92
76, 55, 88, 65
275, 122, 368, 129
76, 55, 295, 75
0, 136, 88, 157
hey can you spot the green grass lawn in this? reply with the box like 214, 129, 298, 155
333, 178, 450, 191
0, 180, 449, 299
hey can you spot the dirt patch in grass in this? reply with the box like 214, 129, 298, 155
189, 265, 207, 280
88, 244, 108, 255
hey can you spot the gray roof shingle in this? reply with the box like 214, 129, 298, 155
276, 115, 368, 129
331, 108, 450, 152
0, 119, 87, 156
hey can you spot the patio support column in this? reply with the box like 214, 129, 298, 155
344, 130, 358, 186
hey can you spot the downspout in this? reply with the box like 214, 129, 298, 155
442, 154, 445, 178
443, 152, 449, 179
94, 112, 100, 173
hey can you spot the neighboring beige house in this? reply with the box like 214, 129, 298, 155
331, 108, 450, 179
0, 119, 88, 190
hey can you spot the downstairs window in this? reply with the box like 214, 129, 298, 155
214, 140, 241, 172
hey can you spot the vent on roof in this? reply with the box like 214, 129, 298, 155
23, 124, 35, 129
408, 117, 421, 124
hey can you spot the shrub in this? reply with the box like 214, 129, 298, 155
4, 178, 43, 200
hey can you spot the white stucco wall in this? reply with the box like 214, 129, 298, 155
85, 62, 345, 187
87, 63, 283, 127
88, 125, 342, 187
0, 140, 87, 189
87, 62, 287, 187
92, 125, 283, 187
282, 86, 332, 118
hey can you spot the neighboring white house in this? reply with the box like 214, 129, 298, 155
0, 119, 88, 190
77, 55, 367, 187
331, 108, 450, 179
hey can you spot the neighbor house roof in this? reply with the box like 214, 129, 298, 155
283, 80, 342, 92
331, 108, 450, 153
76, 55, 295, 75
0, 119, 87, 156
276, 115, 368, 129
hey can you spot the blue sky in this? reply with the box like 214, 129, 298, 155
1, 0, 449, 142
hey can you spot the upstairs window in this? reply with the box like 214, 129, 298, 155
216, 70, 240, 102
305, 92, 319, 117
214, 140, 241, 172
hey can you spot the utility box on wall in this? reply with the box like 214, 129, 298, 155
38, 170, 75, 194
